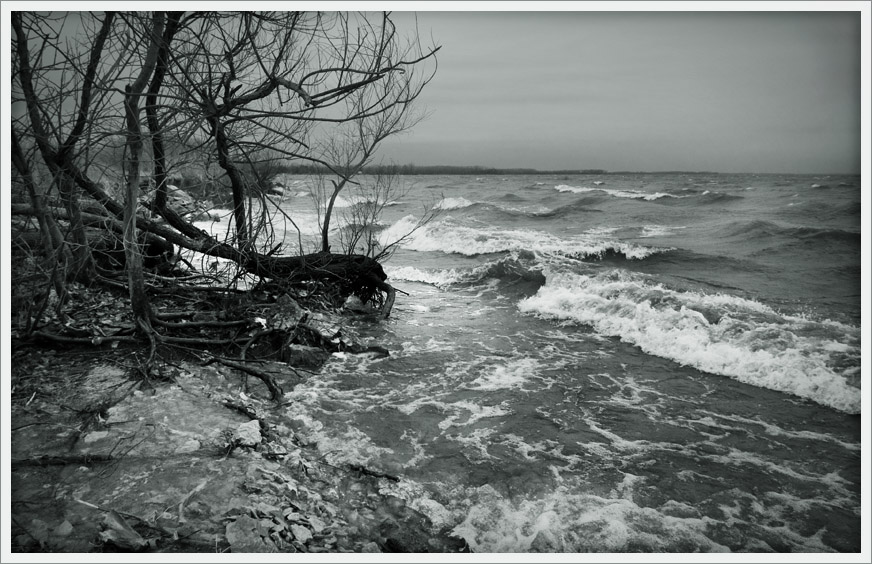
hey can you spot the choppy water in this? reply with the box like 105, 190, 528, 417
201, 172, 863, 552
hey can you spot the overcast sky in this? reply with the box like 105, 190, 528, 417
380, 7, 862, 174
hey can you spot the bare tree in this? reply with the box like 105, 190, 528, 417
331, 170, 441, 262
12, 10, 440, 348
119, 11, 165, 345
11, 11, 121, 283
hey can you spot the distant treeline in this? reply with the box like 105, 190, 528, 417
277, 163, 609, 176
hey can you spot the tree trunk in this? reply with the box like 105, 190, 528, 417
146, 12, 182, 214
57, 176, 94, 281
122, 86, 153, 332
211, 116, 250, 251
11, 130, 71, 304
121, 12, 166, 335
321, 178, 346, 253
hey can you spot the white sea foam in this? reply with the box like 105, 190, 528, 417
554, 184, 675, 201
639, 224, 687, 238
583, 226, 621, 236
379, 216, 666, 260
517, 270, 861, 414
435, 196, 475, 210
466, 358, 538, 391
450, 484, 730, 552
385, 265, 465, 287
695, 410, 861, 452
438, 400, 512, 430
312, 425, 395, 466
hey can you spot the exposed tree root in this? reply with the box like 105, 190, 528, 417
203, 356, 286, 401
152, 318, 251, 330
12, 453, 116, 468
29, 331, 140, 346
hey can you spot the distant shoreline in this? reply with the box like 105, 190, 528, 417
277, 164, 856, 176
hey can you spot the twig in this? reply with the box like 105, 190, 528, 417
348, 463, 401, 482
29, 330, 141, 345
153, 318, 250, 329
177, 479, 209, 524
12, 453, 115, 468
205, 356, 284, 401
160, 335, 245, 346
241, 327, 272, 361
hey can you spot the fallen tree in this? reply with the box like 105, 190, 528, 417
11, 10, 440, 387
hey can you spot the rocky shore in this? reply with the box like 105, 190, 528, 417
9, 300, 469, 555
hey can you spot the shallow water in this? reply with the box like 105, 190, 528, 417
235, 173, 863, 552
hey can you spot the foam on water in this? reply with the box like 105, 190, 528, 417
517, 270, 861, 413
380, 216, 666, 260
219, 173, 860, 553
386, 265, 466, 287
465, 358, 538, 391
554, 184, 676, 201
695, 410, 861, 452
435, 196, 475, 210
639, 224, 687, 238
449, 484, 732, 552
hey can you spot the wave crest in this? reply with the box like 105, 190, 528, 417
380, 217, 667, 260
555, 185, 676, 201
517, 270, 860, 414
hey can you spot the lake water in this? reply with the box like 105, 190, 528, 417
198, 172, 864, 553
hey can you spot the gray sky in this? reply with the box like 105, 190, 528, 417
380, 8, 862, 174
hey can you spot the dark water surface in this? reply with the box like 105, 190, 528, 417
199, 173, 863, 552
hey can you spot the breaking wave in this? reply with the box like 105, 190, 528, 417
517, 269, 861, 414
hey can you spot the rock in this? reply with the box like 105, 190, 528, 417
530, 528, 562, 552
232, 420, 262, 447
226, 515, 278, 553
270, 295, 305, 330
301, 312, 341, 341
166, 185, 197, 215
54, 520, 74, 537
282, 344, 330, 370
99, 510, 148, 550
343, 295, 372, 313
307, 515, 327, 534
82, 431, 109, 444
175, 438, 201, 454
290, 524, 313, 544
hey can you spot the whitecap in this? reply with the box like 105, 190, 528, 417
555, 184, 675, 201
517, 270, 861, 414
466, 358, 538, 391
379, 217, 667, 260
435, 197, 475, 210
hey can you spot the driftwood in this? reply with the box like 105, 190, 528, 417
14, 207, 395, 318
246, 251, 396, 319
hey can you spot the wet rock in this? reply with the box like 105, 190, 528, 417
98, 510, 149, 550
300, 312, 342, 342
282, 344, 330, 370
530, 528, 562, 552
175, 438, 201, 454
344, 295, 372, 313
66, 364, 134, 414
232, 420, 262, 447
270, 295, 306, 330
290, 523, 313, 544
54, 520, 74, 537
226, 514, 278, 553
